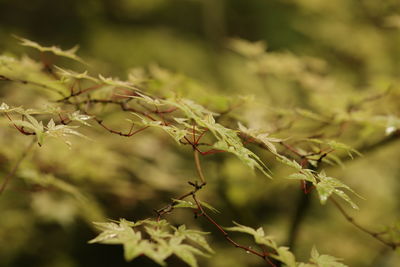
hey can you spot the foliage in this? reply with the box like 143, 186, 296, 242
89, 219, 212, 267
1, 1, 400, 265
225, 222, 347, 267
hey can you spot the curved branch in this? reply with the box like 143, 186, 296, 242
330, 197, 399, 250
194, 149, 206, 184
192, 194, 277, 266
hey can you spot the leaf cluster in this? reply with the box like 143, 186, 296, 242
89, 219, 213, 267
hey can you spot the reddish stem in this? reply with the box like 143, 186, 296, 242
192, 194, 277, 266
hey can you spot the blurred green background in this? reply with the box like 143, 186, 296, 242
1, 0, 400, 266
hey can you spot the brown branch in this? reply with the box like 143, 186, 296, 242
194, 150, 206, 184
4, 113, 36, 135
94, 117, 149, 137
286, 131, 400, 253
156, 129, 277, 265
154, 180, 206, 219
320, 129, 400, 170
183, 136, 225, 156
0, 138, 36, 196
155, 134, 209, 218
56, 84, 103, 102
154, 107, 178, 114
279, 141, 304, 158
62, 98, 158, 122
191, 194, 276, 266
357, 130, 400, 155
330, 197, 399, 250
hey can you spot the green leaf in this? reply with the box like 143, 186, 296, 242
276, 155, 302, 171
272, 247, 297, 267
12, 114, 45, 145
288, 171, 316, 183
225, 222, 277, 248
89, 219, 139, 244
145, 226, 173, 240
172, 243, 207, 267
55, 66, 99, 83
325, 154, 345, 168
15, 36, 85, 64
98, 74, 138, 90
44, 119, 88, 147
307, 139, 361, 159
238, 122, 282, 155
0, 102, 9, 111
172, 199, 196, 209
143, 219, 170, 228
67, 111, 92, 126
174, 225, 214, 254
199, 201, 220, 214
315, 171, 359, 209
123, 237, 145, 261
172, 199, 220, 213
89, 219, 212, 267
310, 246, 347, 267
315, 183, 334, 205
130, 115, 188, 144
141, 240, 171, 266
166, 97, 272, 178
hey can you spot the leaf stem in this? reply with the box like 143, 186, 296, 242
191, 194, 277, 266
194, 149, 206, 184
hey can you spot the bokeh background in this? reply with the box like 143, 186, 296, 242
1, 0, 400, 266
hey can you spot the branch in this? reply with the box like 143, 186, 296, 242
94, 117, 149, 137
56, 84, 104, 102
321, 129, 400, 170
63, 98, 158, 121
154, 122, 287, 266
4, 113, 36, 136
154, 180, 206, 219
285, 160, 318, 251
357, 130, 400, 155
191, 194, 277, 266
286, 130, 400, 250
193, 149, 206, 184
330, 197, 399, 250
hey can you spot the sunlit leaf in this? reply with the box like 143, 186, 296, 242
89, 219, 212, 266
15, 36, 85, 63
315, 171, 359, 209
309, 246, 347, 267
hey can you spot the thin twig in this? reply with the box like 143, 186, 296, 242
192, 194, 276, 266
94, 117, 149, 137
194, 150, 206, 184
155, 181, 206, 218
278, 141, 305, 158
60, 98, 161, 122
56, 84, 103, 102
4, 113, 36, 135
330, 197, 399, 249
